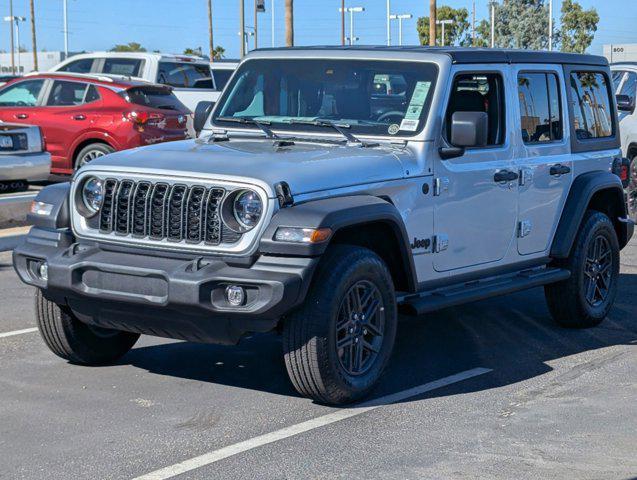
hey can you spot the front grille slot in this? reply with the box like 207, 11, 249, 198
94, 178, 236, 249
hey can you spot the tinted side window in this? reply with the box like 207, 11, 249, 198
212, 70, 233, 90
619, 72, 637, 103
157, 62, 212, 88
102, 58, 143, 76
84, 85, 100, 103
0, 79, 44, 106
569, 72, 613, 140
446, 73, 505, 146
121, 86, 187, 111
518, 72, 563, 143
57, 58, 94, 73
47, 80, 88, 106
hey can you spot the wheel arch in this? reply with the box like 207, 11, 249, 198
551, 171, 633, 258
260, 195, 418, 293
70, 134, 118, 166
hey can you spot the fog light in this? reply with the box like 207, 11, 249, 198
38, 263, 48, 281
225, 285, 245, 306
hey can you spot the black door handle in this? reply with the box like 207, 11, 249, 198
494, 170, 519, 183
73, 114, 86, 121
550, 164, 571, 176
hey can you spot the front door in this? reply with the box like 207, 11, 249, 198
514, 67, 573, 255
0, 78, 46, 124
433, 68, 519, 272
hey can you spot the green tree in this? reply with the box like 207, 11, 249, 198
183, 47, 203, 56
417, 5, 471, 47
491, 0, 550, 50
474, 19, 490, 47
559, 0, 599, 53
211, 45, 226, 60
110, 42, 146, 52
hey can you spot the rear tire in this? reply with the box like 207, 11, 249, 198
282, 245, 397, 405
35, 289, 139, 365
545, 210, 620, 328
75, 142, 115, 170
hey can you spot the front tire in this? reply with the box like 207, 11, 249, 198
282, 245, 397, 405
545, 210, 620, 328
35, 289, 140, 365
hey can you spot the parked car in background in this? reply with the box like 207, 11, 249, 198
0, 123, 50, 189
0, 72, 189, 175
50, 52, 237, 112
0, 75, 20, 86
611, 63, 637, 218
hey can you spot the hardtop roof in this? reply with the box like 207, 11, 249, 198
252, 45, 608, 67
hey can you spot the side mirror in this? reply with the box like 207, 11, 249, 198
194, 100, 215, 137
616, 94, 635, 113
450, 111, 488, 147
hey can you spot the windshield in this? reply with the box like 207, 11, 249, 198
212, 59, 438, 137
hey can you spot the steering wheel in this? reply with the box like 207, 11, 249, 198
377, 111, 405, 124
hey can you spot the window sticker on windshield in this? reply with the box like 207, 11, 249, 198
400, 81, 431, 132
388, 123, 400, 135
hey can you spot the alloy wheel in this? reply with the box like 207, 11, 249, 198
335, 280, 385, 376
78, 149, 106, 168
583, 234, 613, 308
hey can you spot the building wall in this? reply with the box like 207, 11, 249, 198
604, 44, 637, 63
0, 51, 79, 74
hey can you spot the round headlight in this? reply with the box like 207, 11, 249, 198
233, 189, 262, 230
81, 177, 104, 216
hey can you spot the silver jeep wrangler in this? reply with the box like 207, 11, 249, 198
14, 47, 634, 405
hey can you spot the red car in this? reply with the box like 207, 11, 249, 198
0, 73, 190, 174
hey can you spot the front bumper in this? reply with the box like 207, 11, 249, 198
13, 227, 318, 344
0, 151, 51, 182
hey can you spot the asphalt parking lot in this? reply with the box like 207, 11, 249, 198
1, 239, 636, 480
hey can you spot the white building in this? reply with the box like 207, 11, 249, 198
604, 44, 637, 64
0, 51, 80, 74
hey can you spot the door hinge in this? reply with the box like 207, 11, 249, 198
519, 168, 533, 186
433, 234, 449, 253
518, 220, 533, 238
433, 177, 450, 196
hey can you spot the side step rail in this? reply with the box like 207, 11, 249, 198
398, 267, 570, 316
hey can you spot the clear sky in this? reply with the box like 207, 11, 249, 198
0, 0, 634, 58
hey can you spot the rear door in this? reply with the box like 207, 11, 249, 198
513, 66, 573, 255
38, 80, 102, 170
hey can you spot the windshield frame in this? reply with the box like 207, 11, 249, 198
210, 56, 440, 141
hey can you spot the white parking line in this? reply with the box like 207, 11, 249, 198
0, 327, 38, 339
132, 367, 492, 480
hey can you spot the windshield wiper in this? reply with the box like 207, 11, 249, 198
285, 119, 377, 147
216, 116, 279, 139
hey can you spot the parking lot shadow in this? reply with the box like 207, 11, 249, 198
121, 272, 637, 404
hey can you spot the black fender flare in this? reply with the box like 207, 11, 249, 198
550, 171, 632, 258
259, 195, 418, 291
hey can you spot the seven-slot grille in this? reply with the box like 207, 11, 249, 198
98, 179, 229, 246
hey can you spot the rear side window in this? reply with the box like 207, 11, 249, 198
121, 86, 187, 111
518, 72, 563, 143
157, 62, 212, 88
0, 79, 44, 106
57, 58, 94, 73
84, 85, 101, 103
212, 70, 233, 90
569, 72, 613, 140
102, 58, 143, 77
47, 80, 88, 106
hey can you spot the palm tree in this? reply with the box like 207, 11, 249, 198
30, 0, 37, 71
208, 0, 214, 63
285, 0, 294, 47
580, 73, 601, 136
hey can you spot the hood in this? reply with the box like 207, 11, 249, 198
83, 139, 408, 197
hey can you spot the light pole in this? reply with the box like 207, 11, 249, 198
62, 0, 68, 57
4, 15, 25, 74
436, 19, 452, 47
239, 0, 245, 57
386, 0, 391, 46
271, 0, 275, 47
548, 0, 553, 51
338, 6, 364, 46
490, 5, 495, 48
390, 14, 412, 46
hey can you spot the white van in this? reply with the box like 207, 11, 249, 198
50, 52, 237, 112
